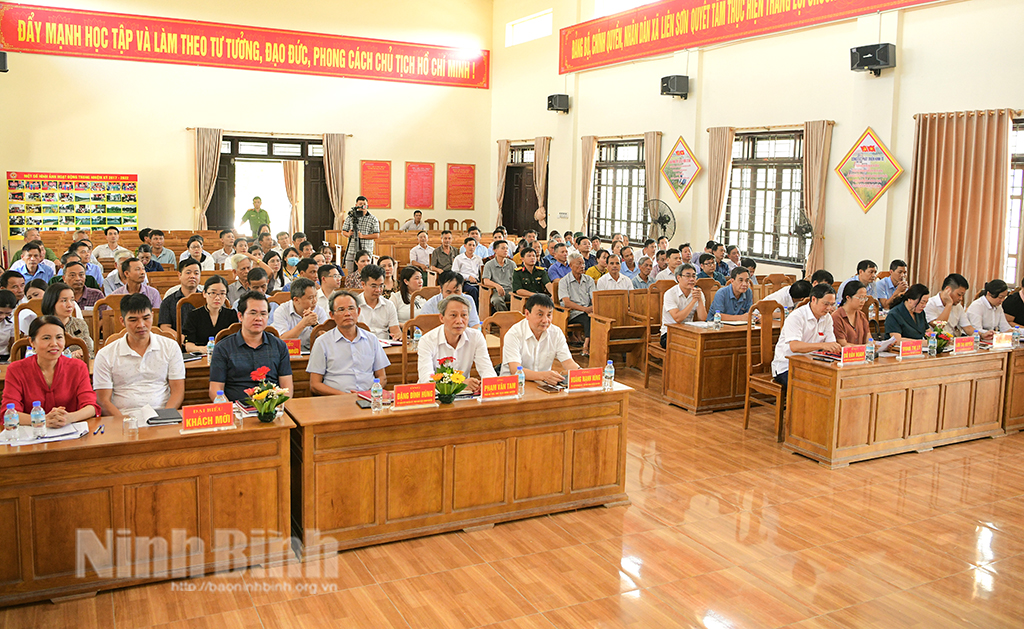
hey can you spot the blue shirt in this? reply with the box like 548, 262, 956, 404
421, 293, 481, 327
620, 262, 639, 279
306, 326, 390, 393
57, 261, 103, 285
715, 260, 730, 277
872, 277, 896, 302
11, 261, 54, 283
209, 331, 293, 401
459, 243, 489, 259
837, 275, 875, 302
543, 254, 558, 268
707, 285, 753, 320
697, 270, 727, 285
547, 262, 571, 281
582, 254, 597, 270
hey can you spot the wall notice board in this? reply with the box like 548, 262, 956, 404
446, 164, 475, 210
405, 162, 435, 210
360, 160, 392, 209
6, 171, 138, 239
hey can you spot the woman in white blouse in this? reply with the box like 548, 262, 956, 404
966, 279, 1012, 334
390, 266, 427, 325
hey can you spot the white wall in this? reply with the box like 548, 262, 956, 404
490, 0, 1024, 278
0, 0, 494, 245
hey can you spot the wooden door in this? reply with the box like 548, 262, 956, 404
205, 155, 235, 230
303, 159, 333, 247
501, 165, 546, 237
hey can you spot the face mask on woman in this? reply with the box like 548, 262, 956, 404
286, 257, 299, 267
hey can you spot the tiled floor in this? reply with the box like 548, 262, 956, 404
3, 368, 1023, 628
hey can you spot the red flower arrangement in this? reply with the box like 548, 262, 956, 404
245, 365, 289, 422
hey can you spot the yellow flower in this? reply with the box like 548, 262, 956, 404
451, 372, 466, 384
432, 373, 443, 381
252, 389, 271, 401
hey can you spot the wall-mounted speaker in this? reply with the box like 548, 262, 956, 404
0, 52, 8, 73
661, 75, 688, 99
547, 94, 569, 113
851, 44, 895, 76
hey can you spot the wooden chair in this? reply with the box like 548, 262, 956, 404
13, 299, 43, 338
269, 292, 292, 305
175, 292, 207, 343
695, 278, 720, 305
424, 218, 439, 230
91, 294, 124, 348
877, 271, 891, 280
785, 275, 797, 284
383, 218, 400, 231
589, 290, 647, 369
478, 285, 493, 320
400, 314, 443, 384
10, 336, 90, 368
460, 220, 474, 232
410, 287, 440, 319
310, 319, 336, 347
214, 323, 280, 343
443, 219, 459, 231
510, 293, 529, 313
862, 295, 884, 338
550, 278, 583, 339
743, 299, 787, 441
103, 325, 178, 345
481, 311, 525, 362
639, 283, 671, 389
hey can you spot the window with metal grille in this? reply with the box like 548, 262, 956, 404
509, 145, 535, 164
588, 139, 648, 243
1006, 120, 1024, 284
717, 132, 808, 265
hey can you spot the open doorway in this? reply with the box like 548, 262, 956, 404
233, 160, 297, 236
501, 146, 546, 237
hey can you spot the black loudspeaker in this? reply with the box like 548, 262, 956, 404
547, 94, 569, 113
850, 43, 895, 76
0, 52, 8, 73
661, 75, 688, 98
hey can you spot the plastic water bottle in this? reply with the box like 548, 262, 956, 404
214, 390, 229, 405
865, 338, 875, 363
713, 310, 722, 330
3, 404, 18, 441
370, 378, 383, 413
25, 345, 34, 358
411, 327, 422, 350
1012, 326, 1020, 349
30, 401, 45, 439
928, 332, 938, 357
973, 329, 981, 351
516, 366, 525, 398
602, 360, 615, 391
206, 336, 216, 355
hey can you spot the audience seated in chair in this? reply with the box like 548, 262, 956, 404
308, 290, 390, 395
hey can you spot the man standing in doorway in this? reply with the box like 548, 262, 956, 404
240, 196, 271, 237
341, 195, 380, 274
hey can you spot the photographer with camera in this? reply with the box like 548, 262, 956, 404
341, 195, 380, 273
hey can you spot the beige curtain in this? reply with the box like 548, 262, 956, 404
322, 133, 346, 229
706, 127, 735, 240
580, 135, 598, 228
194, 127, 222, 230
802, 120, 834, 275
533, 136, 551, 230
283, 160, 301, 235
495, 139, 511, 229
643, 131, 662, 239
908, 109, 1013, 291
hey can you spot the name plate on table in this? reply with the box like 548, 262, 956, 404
898, 339, 924, 359
993, 332, 1013, 349
567, 368, 603, 391
952, 336, 976, 354
840, 345, 866, 365
180, 403, 235, 433
393, 383, 438, 410
284, 339, 301, 356
480, 376, 519, 401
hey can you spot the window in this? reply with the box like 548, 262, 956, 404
594, 0, 651, 18
717, 132, 808, 265
237, 141, 269, 156
589, 139, 648, 242
272, 143, 302, 157
307, 144, 324, 157
1006, 120, 1024, 283
505, 9, 552, 47
510, 145, 535, 164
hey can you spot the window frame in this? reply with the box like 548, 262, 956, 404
1006, 120, 1024, 285
588, 138, 649, 243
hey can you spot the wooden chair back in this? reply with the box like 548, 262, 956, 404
270, 291, 292, 305
400, 313, 444, 384
592, 290, 630, 326
424, 218, 439, 230
13, 299, 43, 338
460, 219, 474, 232
176, 292, 207, 342
695, 278, 720, 304
877, 271, 891, 280
10, 336, 90, 368
746, 300, 784, 378
383, 218, 400, 231
91, 294, 123, 348
443, 219, 459, 231
510, 293, 528, 313
862, 295, 884, 338
214, 323, 280, 343
785, 275, 797, 284
103, 325, 178, 345
481, 311, 525, 360
410, 287, 440, 319
310, 319, 336, 347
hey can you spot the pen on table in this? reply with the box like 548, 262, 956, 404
93, 424, 104, 435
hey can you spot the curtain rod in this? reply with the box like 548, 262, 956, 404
706, 122, 834, 132
498, 137, 553, 144
185, 128, 352, 138
912, 109, 1022, 118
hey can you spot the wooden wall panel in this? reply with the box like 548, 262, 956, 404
941, 381, 973, 430
909, 386, 940, 436
316, 457, 376, 530
837, 395, 871, 448
453, 441, 506, 511
0, 499, 20, 585
571, 426, 620, 491
387, 449, 444, 520
125, 478, 200, 564
873, 389, 907, 443
514, 433, 565, 501
209, 469, 280, 548
973, 376, 1004, 428
31, 488, 113, 579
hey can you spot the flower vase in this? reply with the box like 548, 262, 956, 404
257, 408, 277, 423
436, 393, 456, 405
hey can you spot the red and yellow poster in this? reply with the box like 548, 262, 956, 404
360, 160, 391, 209
6, 171, 137, 239
446, 164, 475, 211
559, 0, 941, 74
405, 162, 435, 210
834, 128, 903, 213
0, 3, 489, 88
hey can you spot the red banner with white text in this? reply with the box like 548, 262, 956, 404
559, 0, 941, 74
0, 3, 489, 88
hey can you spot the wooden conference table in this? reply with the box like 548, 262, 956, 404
286, 382, 630, 558
786, 347, 1021, 468
0, 414, 293, 607
663, 321, 781, 414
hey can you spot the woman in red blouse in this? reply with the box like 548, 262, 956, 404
1, 315, 99, 427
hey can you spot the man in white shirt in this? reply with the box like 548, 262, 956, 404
596, 255, 635, 291
837, 260, 878, 301
763, 280, 812, 310
965, 279, 1011, 335
660, 264, 707, 346
271, 277, 328, 351
307, 290, 390, 394
212, 230, 236, 268
315, 264, 343, 313
93, 293, 185, 422
923, 273, 977, 337
272, 232, 292, 255
421, 271, 482, 329
401, 210, 427, 231
501, 293, 579, 383
355, 264, 400, 340
459, 227, 490, 258
92, 226, 130, 260
772, 284, 841, 387
409, 230, 434, 271
417, 295, 496, 391
452, 236, 483, 306
654, 248, 682, 282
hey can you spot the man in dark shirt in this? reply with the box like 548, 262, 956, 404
1004, 278, 1024, 325
209, 291, 293, 402
158, 258, 202, 336
513, 248, 551, 297
429, 230, 457, 273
